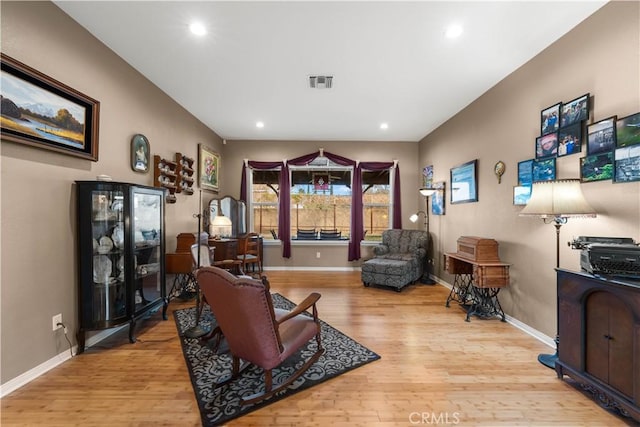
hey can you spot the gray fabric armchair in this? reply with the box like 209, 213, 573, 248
361, 229, 429, 291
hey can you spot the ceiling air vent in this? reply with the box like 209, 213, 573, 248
309, 75, 333, 89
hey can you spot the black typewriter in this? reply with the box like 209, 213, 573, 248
569, 236, 640, 279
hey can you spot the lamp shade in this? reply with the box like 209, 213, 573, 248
419, 187, 436, 197
519, 179, 596, 218
210, 214, 232, 238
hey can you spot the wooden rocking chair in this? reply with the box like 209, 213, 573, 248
195, 266, 324, 405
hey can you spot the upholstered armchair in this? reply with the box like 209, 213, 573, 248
361, 229, 429, 291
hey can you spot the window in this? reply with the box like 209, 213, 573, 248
290, 157, 352, 238
362, 170, 391, 241
250, 169, 280, 240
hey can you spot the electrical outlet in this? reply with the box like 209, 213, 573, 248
52, 314, 62, 331
316, 252, 321, 259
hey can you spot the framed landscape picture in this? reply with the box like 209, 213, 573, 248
614, 144, 640, 183
541, 102, 561, 135
560, 93, 589, 128
535, 133, 558, 159
587, 116, 617, 155
0, 53, 100, 161
616, 112, 640, 148
557, 122, 582, 157
450, 159, 478, 204
580, 152, 613, 182
532, 158, 556, 182
198, 144, 220, 192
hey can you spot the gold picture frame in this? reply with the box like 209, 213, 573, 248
198, 144, 220, 192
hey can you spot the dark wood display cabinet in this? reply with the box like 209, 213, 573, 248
556, 269, 640, 423
75, 181, 167, 354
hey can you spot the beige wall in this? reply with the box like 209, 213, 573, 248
419, 1, 640, 338
220, 140, 421, 268
1, 1, 223, 384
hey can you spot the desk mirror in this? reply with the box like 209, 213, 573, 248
207, 195, 247, 238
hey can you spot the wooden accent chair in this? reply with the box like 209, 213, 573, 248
236, 232, 262, 276
196, 266, 324, 405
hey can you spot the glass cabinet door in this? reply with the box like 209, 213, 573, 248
90, 188, 126, 323
131, 189, 163, 315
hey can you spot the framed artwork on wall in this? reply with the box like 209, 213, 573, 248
580, 152, 613, 182
587, 116, 617, 155
560, 93, 589, 128
517, 159, 534, 186
130, 134, 150, 172
557, 122, 582, 157
614, 144, 640, 183
450, 159, 478, 204
431, 181, 445, 215
616, 112, 640, 148
198, 144, 220, 192
535, 133, 558, 159
0, 53, 100, 161
541, 102, 561, 135
513, 186, 532, 206
532, 158, 556, 182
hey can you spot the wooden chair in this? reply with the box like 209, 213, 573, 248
236, 232, 262, 276
195, 266, 324, 405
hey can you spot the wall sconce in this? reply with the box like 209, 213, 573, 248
410, 187, 437, 284
519, 179, 597, 369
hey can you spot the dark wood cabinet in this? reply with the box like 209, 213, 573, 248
76, 181, 167, 354
556, 269, 640, 422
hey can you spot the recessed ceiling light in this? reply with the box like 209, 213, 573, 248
380, 123, 389, 130
189, 22, 207, 36
445, 24, 463, 39
256, 121, 265, 128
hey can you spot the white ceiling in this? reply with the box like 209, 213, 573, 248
54, 1, 607, 142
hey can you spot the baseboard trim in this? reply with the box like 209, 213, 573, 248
0, 326, 126, 398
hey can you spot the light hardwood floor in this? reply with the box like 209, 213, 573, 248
1, 271, 636, 426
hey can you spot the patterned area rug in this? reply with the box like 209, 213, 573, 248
174, 293, 381, 426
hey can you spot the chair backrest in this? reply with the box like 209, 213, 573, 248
190, 243, 212, 268
238, 232, 260, 258
297, 229, 317, 239
196, 266, 282, 368
381, 229, 428, 254
319, 229, 341, 239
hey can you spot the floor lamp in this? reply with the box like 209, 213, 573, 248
519, 179, 596, 369
410, 187, 436, 284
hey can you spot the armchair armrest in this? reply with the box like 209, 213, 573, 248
277, 292, 321, 324
373, 244, 389, 256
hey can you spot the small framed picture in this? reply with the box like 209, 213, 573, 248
557, 122, 583, 157
513, 185, 532, 205
616, 112, 640, 148
614, 144, 640, 183
541, 102, 561, 135
130, 134, 150, 172
431, 181, 445, 215
533, 158, 556, 182
560, 93, 589, 128
587, 116, 617, 155
580, 152, 613, 182
450, 159, 478, 204
517, 159, 534, 186
198, 143, 220, 192
535, 132, 558, 159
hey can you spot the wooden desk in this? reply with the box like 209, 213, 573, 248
207, 238, 238, 261
444, 252, 510, 321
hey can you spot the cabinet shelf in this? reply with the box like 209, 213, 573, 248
153, 155, 177, 203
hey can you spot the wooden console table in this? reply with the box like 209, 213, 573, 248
444, 236, 510, 321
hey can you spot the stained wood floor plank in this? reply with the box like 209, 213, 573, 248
1, 271, 633, 426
